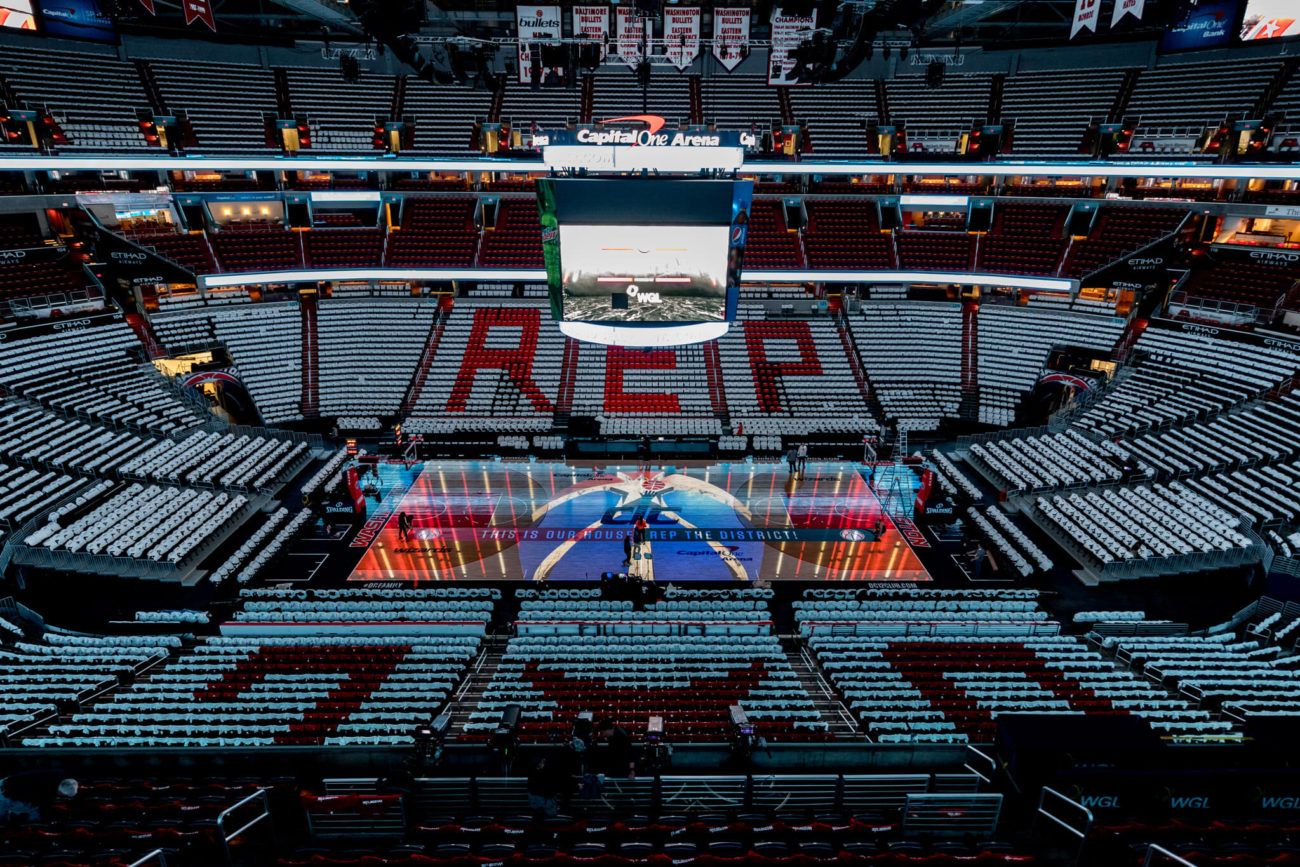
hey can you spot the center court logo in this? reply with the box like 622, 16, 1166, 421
839, 529, 868, 542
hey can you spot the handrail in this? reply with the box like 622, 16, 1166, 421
127, 850, 167, 867
217, 787, 272, 866
963, 745, 996, 786
1144, 843, 1199, 867
1036, 786, 1093, 840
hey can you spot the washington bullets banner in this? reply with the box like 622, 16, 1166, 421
712, 8, 750, 71
1070, 0, 1099, 37
1111, 0, 1144, 26
517, 5, 562, 84
184, 0, 215, 30
768, 7, 816, 85
663, 7, 701, 70
616, 7, 648, 70
572, 6, 609, 62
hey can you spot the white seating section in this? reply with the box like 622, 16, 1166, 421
404, 81, 492, 155
1124, 395, 1300, 477
408, 301, 563, 429
789, 80, 877, 159
115, 430, 306, 491
1125, 60, 1278, 153
593, 72, 690, 126
0, 47, 149, 150
287, 68, 393, 152
975, 306, 1125, 426
24, 483, 249, 565
720, 306, 878, 436
0, 469, 102, 531
499, 83, 580, 129
0, 400, 153, 477
928, 449, 981, 500
149, 60, 278, 151
886, 73, 992, 153
964, 506, 1047, 577
797, 589, 1232, 744
700, 75, 782, 132
1001, 68, 1126, 154
152, 302, 304, 424
850, 302, 963, 430
208, 507, 289, 586
230, 509, 311, 585
317, 298, 438, 417
467, 590, 824, 741
1072, 328, 1300, 437
0, 321, 202, 434
967, 429, 1131, 494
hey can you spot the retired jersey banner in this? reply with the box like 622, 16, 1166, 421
712, 8, 750, 70
138, 0, 154, 15
1111, 0, 1144, 26
572, 6, 609, 62
184, 0, 215, 30
517, 5, 562, 84
1070, 0, 1099, 37
768, 7, 816, 85
616, 7, 648, 70
663, 7, 701, 70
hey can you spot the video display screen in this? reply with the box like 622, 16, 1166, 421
558, 223, 730, 323
0, 0, 37, 30
1240, 0, 1300, 39
539, 177, 752, 327
1160, 0, 1238, 50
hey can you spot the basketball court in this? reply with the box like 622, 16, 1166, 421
346, 460, 931, 582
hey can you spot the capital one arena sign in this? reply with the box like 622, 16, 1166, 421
540, 114, 752, 173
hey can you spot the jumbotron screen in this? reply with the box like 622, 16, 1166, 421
538, 178, 752, 327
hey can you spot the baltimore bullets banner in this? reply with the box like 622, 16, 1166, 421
517, 5, 563, 84
663, 7, 701, 70
571, 6, 609, 62
616, 7, 648, 70
712, 8, 750, 71
768, 7, 816, 85
1070, 0, 1099, 37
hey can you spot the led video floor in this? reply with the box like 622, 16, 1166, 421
347, 461, 931, 582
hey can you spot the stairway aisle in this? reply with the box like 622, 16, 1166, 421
445, 635, 509, 738
781, 637, 859, 737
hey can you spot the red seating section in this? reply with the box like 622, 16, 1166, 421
746, 201, 804, 269
305, 228, 384, 267
193, 645, 411, 745
897, 232, 974, 271
1180, 259, 1300, 310
803, 201, 894, 269
1061, 208, 1185, 278
386, 198, 478, 267
210, 225, 303, 272
976, 204, 1068, 275
604, 347, 682, 414
479, 201, 544, 268
744, 321, 824, 413
129, 231, 218, 273
446, 307, 553, 413
0, 215, 46, 249
880, 641, 1123, 742
0, 259, 88, 303
499, 661, 830, 743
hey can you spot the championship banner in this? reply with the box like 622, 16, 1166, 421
1111, 0, 1144, 26
183, 0, 215, 31
768, 7, 816, 86
138, 0, 154, 15
616, 7, 647, 70
517, 5, 562, 85
712, 8, 750, 71
1070, 0, 1099, 37
572, 6, 609, 62
663, 7, 701, 71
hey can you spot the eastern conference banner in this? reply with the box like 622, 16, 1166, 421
663, 7, 701, 71
769, 7, 816, 85
616, 7, 647, 69
571, 6, 609, 62
517, 5, 563, 84
712, 8, 750, 71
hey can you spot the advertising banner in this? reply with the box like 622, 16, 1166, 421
1161, 0, 1238, 50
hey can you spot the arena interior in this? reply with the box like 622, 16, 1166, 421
3, 0, 1300, 864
